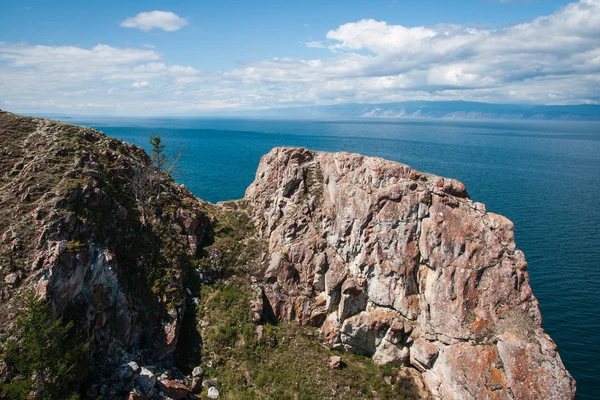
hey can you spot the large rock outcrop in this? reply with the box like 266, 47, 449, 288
244, 147, 575, 399
0, 111, 210, 366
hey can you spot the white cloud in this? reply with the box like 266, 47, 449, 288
121, 11, 188, 32
0, 43, 159, 67
1, 0, 599, 114
0, 42, 210, 114
326, 19, 437, 53
223, 0, 600, 106
306, 41, 326, 48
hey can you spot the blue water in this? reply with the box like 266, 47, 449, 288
69, 116, 600, 399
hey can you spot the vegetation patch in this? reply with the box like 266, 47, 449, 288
0, 294, 89, 400
186, 279, 419, 400
198, 201, 266, 278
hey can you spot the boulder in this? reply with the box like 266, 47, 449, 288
136, 367, 157, 392
202, 378, 218, 388
126, 361, 140, 374
328, 355, 342, 369
191, 366, 203, 378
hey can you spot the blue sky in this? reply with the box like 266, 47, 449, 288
1, 0, 598, 115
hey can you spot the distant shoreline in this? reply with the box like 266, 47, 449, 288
5, 100, 600, 121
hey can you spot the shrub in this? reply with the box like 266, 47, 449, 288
1, 294, 89, 400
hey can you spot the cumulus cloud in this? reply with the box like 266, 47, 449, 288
121, 11, 188, 32
225, 0, 600, 106
1, 0, 599, 114
0, 42, 210, 114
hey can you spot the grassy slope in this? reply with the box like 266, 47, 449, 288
178, 202, 422, 399
196, 282, 420, 400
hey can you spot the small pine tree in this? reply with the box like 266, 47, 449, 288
1, 294, 88, 400
149, 133, 181, 175
149, 133, 168, 171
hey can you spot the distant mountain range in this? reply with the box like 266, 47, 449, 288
8, 101, 600, 121
239, 101, 600, 121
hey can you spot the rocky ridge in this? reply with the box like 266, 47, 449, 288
0, 111, 212, 399
0, 112, 575, 399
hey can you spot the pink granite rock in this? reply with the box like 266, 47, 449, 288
157, 379, 189, 399
244, 147, 575, 400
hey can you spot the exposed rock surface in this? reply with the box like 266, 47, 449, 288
329, 355, 343, 369
207, 386, 220, 399
244, 147, 575, 399
0, 112, 575, 399
0, 111, 211, 398
157, 379, 189, 399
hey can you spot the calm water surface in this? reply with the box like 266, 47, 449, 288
69, 116, 600, 399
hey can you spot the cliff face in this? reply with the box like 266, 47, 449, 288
244, 147, 575, 399
0, 113, 575, 399
0, 111, 210, 366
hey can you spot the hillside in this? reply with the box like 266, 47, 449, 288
0, 111, 423, 399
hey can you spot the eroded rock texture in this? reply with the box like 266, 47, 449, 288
0, 111, 210, 364
244, 147, 575, 399
0, 111, 575, 399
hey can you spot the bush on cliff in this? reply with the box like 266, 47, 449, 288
0, 294, 89, 400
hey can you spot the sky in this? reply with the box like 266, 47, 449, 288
0, 0, 599, 115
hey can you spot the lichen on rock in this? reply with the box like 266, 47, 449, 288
243, 147, 576, 399
0, 113, 575, 399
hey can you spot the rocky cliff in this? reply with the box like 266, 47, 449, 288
0, 112, 575, 399
244, 147, 575, 399
0, 111, 212, 398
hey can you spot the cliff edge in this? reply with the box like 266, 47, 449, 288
244, 147, 575, 399
0, 111, 212, 398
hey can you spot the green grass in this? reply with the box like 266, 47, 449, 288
182, 279, 420, 400
198, 201, 267, 277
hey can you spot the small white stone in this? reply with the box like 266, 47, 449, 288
207, 386, 219, 399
